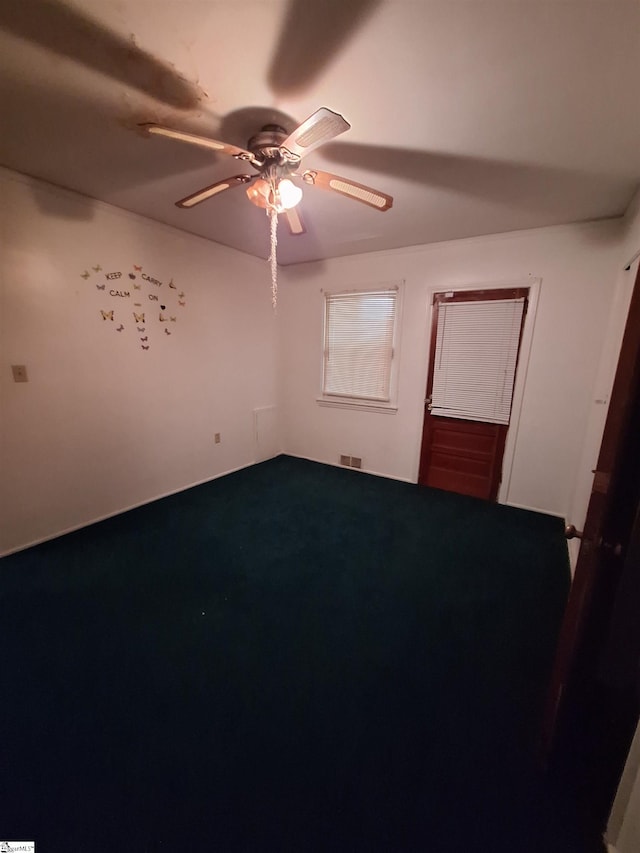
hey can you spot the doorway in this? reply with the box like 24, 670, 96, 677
418, 287, 529, 501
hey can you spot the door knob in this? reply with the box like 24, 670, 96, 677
565, 525, 622, 557
565, 524, 583, 540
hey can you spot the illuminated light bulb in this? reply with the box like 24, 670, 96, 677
246, 177, 302, 212
277, 179, 303, 210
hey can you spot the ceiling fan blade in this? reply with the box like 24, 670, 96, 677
299, 169, 392, 211
281, 108, 351, 160
142, 124, 260, 165
176, 175, 254, 208
267, 0, 383, 96
284, 206, 306, 236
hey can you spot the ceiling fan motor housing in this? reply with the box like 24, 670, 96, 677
247, 125, 299, 168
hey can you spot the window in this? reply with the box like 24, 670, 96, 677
430, 294, 527, 424
320, 287, 399, 411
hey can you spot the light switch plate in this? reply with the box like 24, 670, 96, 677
11, 364, 28, 383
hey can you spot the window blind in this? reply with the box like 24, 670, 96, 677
431, 297, 526, 424
323, 289, 397, 401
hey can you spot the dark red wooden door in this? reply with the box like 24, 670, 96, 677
418, 288, 528, 501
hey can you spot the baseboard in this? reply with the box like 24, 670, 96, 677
503, 500, 565, 519
284, 452, 413, 484
291, 456, 568, 513
1, 461, 258, 558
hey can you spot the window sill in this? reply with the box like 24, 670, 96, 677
316, 398, 398, 414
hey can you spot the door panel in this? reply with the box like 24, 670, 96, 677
420, 417, 507, 501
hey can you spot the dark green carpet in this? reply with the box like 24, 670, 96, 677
1, 455, 580, 851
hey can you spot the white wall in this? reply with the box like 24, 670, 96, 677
0, 169, 279, 555
279, 220, 622, 518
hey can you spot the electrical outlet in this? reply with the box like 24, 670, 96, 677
214, 433, 221, 444
11, 364, 28, 383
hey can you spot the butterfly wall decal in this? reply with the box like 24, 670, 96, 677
86, 262, 186, 343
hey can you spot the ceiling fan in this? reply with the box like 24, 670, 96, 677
140, 108, 393, 236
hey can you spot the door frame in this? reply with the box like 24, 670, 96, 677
415, 277, 541, 505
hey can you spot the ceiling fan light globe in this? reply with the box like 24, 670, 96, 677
246, 177, 302, 212
277, 179, 303, 210
246, 178, 272, 209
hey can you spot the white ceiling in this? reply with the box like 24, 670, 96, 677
1, 0, 639, 265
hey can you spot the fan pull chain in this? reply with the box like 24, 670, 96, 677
268, 206, 278, 311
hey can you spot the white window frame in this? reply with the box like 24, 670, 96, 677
317, 283, 402, 414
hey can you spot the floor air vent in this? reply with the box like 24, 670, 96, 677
340, 455, 362, 469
